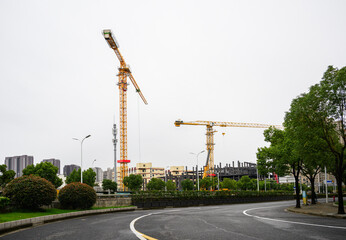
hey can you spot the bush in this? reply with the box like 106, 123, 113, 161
58, 182, 97, 209
3, 175, 56, 210
0, 196, 10, 212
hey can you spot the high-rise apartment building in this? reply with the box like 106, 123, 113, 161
92, 167, 103, 183
4, 155, 34, 178
42, 158, 61, 174
103, 167, 114, 181
63, 164, 80, 177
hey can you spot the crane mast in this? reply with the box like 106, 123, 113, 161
175, 120, 283, 178
103, 29, 147, 190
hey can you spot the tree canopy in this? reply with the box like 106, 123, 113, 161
123, 174, 143, 191
102, 179, 117, 192
65, 168, 96, 187
147, 178, 165, 191
0, 164, 15, 189
181, 179, 194, 190
22, 162, 62, 188
166, 180, 176, 191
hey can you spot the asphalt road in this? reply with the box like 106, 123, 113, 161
1, 200, 346, 240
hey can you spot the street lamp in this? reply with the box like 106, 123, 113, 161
92, 159, 97, 167
164, 166, 169, 191
73, 134, 91, 183
190, 150, 205, 191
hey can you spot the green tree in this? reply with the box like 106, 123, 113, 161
123, 174, 143, 191
181, 179, 194, 190
221, 178, 237, 190
0, 164, 15, 189
65, 168, 96, 187
22, 162, 62, 188
102, 179, 117, 192
260, 127, 302, 208
238, 176, 253, 190
293, 66, 346, 214
147, 178, 165, 191
199, 177, 213, 190
285, 92, 334, 204
166, 180, 176, 191
83, 168, 96, 187
65, 169, 81, 184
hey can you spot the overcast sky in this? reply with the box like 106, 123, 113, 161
1, 0, 345, 173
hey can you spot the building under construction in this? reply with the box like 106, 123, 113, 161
164, 161, 257, 190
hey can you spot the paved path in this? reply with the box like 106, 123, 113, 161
1, 200, 346, 240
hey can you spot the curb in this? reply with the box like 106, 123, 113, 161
286, 207, 346, 219
0, 206, 137, 235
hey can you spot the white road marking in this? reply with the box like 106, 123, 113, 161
243, 205, 346, 230
130, 210, 181, 239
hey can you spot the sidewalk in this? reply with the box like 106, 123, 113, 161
0, 206, 137, 235
286, 202, 346, 219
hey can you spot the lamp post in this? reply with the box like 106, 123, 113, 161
73, 135, 91, 183
164, 166, 169, 191
92, 159, 96, 167
190, 150, 205, 191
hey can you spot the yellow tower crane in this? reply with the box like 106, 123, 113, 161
103, 30, 148, 190
174, 120, 283, 178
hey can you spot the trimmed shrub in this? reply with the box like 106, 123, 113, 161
0, 196, 10, 212
58, 182, 97, 209
3, 175, 56, 210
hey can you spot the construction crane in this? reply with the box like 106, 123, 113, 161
103, 29, 148, 190
174, 120, 283, 178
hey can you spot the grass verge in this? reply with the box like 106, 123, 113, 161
0, 206, 134, 223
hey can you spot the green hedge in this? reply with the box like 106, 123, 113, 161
132, 190, 293, 202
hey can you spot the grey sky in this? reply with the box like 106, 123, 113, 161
1, 0, 345, 172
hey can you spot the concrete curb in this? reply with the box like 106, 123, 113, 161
286, 207, 346, 219
0, 206, 137, 235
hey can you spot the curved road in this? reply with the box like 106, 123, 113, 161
1, 200, 345, 240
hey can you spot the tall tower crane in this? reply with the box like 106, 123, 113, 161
174, 120, 283, 178
103, 30, 148, 190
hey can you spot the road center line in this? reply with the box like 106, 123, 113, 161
243, 205, 346, 230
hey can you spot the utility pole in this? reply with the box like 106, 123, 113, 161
113, 124, 118, 185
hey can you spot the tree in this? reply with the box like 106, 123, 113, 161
238, 176, 253, 190
123, 174, 143, 191
220, 178, 237, 190
256, 147, 275, 191
83, 168, 96, 187
65, 168, 96, 187
102, 179, 117, 192
65, 169, 81, 184
181, 179, 194, 190
147, 178, 165, 191
286, 66, 345, 213
260, 127, 302, 208
22, 162, 62, 188
284, 93, 334, 204
199, 177, 212, 190
166, 180, 176, 191
0, 164, 15, 189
